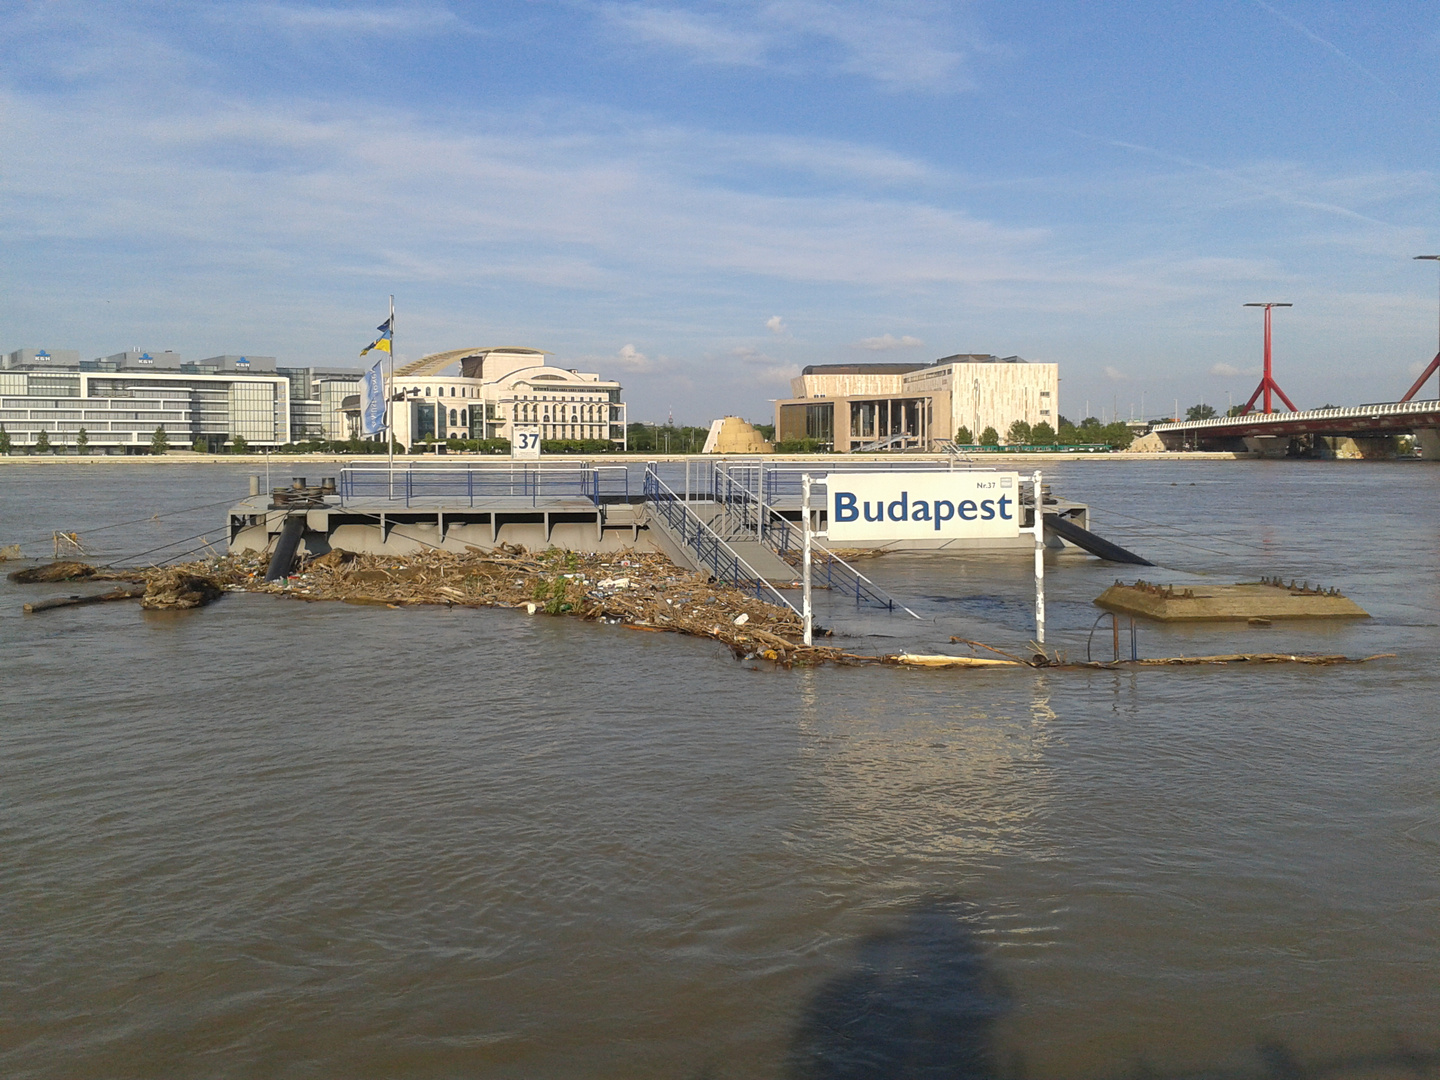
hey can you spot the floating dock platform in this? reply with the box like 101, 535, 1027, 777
227, 462, 1109, 602
1095, 579, 1369, 621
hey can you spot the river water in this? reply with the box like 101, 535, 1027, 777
1, 460, 1437, 1079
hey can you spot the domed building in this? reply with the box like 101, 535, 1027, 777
348, 347, 627, 449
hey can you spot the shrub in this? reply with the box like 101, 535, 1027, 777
953, 425, 973, 444
979, 426, 1000, 447
774, 438, 830, 453
1030, 421, 1056, 444
231, 436, 248, 454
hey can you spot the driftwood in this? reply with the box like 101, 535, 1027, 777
23, 586, 147, 614
9, 561, 97, 584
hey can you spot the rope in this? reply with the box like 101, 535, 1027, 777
3, 497, 241, 550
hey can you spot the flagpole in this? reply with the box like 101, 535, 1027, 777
387, 294, 395, 491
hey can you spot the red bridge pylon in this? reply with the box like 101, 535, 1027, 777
1400, 350, 1440, 402
1239, 302, 1296, 415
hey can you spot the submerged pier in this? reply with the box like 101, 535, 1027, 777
229, 460, 1101, 606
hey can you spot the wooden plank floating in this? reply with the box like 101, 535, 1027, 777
23, 586, 146, 613
1095, 578, 1368, 621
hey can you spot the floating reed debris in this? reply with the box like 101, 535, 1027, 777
7, 548, 1395, 671
9, 560, 98, 584
141, 569, 225, 611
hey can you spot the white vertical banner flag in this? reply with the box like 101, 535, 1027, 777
360, 357, 387, 436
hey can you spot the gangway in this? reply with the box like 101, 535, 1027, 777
642, 468, 799, 613
712, 465, 920, 616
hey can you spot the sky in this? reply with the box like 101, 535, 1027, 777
1, 0, 1437, 424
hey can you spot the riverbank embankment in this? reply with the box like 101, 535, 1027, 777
0, 450, 1250, 466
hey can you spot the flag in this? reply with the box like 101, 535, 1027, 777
359, 356, 387, 435
361, 315, 392, 356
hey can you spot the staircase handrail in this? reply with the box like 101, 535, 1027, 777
713, 464, 917, 617
644, 467, 799, 614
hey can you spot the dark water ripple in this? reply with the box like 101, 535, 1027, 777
1, 462, 1438, 1079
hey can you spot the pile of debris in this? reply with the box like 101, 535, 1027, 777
7, 547, 1396, 672
141, 569, 226, 610
243, 545, 881, 667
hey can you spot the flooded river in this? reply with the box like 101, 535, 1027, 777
1, 460, 1437, 1078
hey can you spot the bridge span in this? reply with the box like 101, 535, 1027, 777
1150, 398, 1440, 457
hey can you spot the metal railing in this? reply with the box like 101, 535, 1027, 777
643, 468, 799, 613
1152, 397, 1440, 432
715, 459, 986, 505
851, 432, 917, 453
337, 464, 630, 507
712, 465, 917, 616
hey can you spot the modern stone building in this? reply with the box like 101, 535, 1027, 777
774, 353, 1059, 451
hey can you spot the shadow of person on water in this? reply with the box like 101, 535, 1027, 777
787, 898, 1012, 1080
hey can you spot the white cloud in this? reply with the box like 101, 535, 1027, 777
602, 5, 767, 66
858, 333, 924, 350
239, 4, 463, 34
615, 343, 653, 371
728, 345, 799, 386
1211, 362, 1240, 376
1103, 365, 1127, 381
765, 315, 787, 335
600, 0, 986, 92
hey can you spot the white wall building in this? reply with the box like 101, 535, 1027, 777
361, 347, 627, 449
0, 365, 290, 451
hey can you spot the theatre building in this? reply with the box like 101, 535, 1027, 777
774, 354, 1059, 452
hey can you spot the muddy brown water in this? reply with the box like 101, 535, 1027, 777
1, 461, 1437, 1078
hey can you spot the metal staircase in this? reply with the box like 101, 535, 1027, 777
642, 468, 799, 612
711, 465, 918, 617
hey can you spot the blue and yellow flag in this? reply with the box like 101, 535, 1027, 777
360, 316, 393, 357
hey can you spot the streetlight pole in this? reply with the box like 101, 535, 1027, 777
1239, 302, 1296, 415
1401, 256, 1440, 402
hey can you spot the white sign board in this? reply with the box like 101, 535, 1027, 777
511, 426, 541, 459
827, 471, 1021, 542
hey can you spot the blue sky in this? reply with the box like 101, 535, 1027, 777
2, 0, 1437, 423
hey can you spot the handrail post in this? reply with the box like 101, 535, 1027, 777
1032, 469, 1045, 644
801, 472, 813, 645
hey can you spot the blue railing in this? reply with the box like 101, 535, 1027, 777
338, 465, 629, 507
643, 468, 798, 613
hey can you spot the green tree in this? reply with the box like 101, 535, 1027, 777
193, 436, 209, 453
1030, 421, 1056, 444
1186, 403, 1218, 421
1006, 419, 1032, 444
231, 435, 248, 454
35, 429, 51, 453
150, 426, 169, 455
1099, 421, 1134, 449
76, 427, 89, 454
953, 425, 973, 444
979, 426, 1000, 447
0, 424, 12, 454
